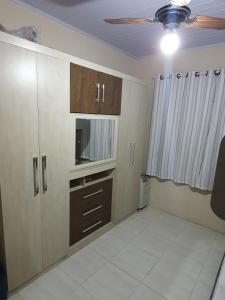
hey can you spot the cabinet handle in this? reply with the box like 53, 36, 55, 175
33, 157, 39, 196
42, 155, 47, 193
83, 205, 103, 216
129, 143, 132, 167
132, 143, 136, 167
83, 189, 104, 199
96, 83, 100, 102
82, 221, 102, 233
101, 84, 105, 103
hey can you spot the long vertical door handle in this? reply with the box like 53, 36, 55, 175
132, 143, 136, 167
42, 155, 47, 193
96, 83, 100, 102
101, 84, 105, 103
129, 143, 132, 167
33, 157, 39, 196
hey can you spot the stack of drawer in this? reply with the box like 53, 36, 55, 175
70, 179, 112, 245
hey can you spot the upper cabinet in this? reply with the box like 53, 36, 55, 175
70, 63, 122, 115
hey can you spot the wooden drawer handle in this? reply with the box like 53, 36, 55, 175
82, 221, 102, 233
83, 205, 103, 216
83, 189, 103, 199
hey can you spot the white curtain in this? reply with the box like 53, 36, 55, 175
147, 69, 225, 191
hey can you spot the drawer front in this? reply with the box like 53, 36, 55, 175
70, 179, 112, 212
70, 179, 112, 245
70, 211, 111, 245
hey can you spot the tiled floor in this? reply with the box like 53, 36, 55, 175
10, 207, 225, 300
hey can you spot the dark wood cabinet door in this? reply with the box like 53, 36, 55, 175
70, 63, 122, 115
70, 63, 100, 114
98, 72, 122, 115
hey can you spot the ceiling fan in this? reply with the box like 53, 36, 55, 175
104, 0, 225, 55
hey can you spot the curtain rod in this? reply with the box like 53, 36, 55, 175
152, 69, 222, 80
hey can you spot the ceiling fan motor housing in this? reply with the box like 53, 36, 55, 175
155, 5, 191, 30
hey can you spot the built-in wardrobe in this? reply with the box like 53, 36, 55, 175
0, 31, 150, 294
0, 41, 70, 292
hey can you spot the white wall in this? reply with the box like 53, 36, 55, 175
137, 44, 225, 80
149, 178, 225, 233
0, 0, 140, 77
140, 46, 225, 233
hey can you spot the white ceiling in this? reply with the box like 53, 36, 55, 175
17, 0, 225, 57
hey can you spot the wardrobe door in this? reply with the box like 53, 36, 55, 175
130, 83, 150, 192
37, 54, 70, 268
0, 43, 42, 292
114, 80, 150, 222
121, 83, 146, 217
114, 80, 136, 221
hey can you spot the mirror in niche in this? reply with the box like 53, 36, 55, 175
75, 118, 115, 165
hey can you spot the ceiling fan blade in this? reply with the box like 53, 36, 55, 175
186, 16, 225, 30
104, 18, 154, 25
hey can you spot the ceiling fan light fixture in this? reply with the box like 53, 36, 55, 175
160, 32, 180, 55
169, 0, 191, 6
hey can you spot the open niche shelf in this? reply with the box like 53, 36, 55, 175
70, 169, 114, 190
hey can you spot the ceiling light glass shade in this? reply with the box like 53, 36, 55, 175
160, 32, 180, 55
169, 0, 191, 6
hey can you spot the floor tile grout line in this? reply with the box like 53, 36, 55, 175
81, 285, 99, 300
141, 281, 171, 300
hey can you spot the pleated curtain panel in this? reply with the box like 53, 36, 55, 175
147, 69, 225, 191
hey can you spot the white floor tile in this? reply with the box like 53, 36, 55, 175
146, 262, 196, 292
20, 268, 78, 300
110, 244, 158, 280
198, 246, 224, 289
190, 280, 212, 300
132, 230, 172, 258
67, 287, 96, 300
198, 265, 218, 288
147, 222, 182, 242
90, 229, 127, 259
58, 245, 107, 284
213, 233, 225, 251
8, 294, 23, 300
160, 248, 203, 278
157, 213, 188, 230
129, 284, 166, 300
176, 224, 215, 255
83, 263, 139, 300
204, 252, 224, 276
165, 243, 207, 264
144, 270, 190, 300
112, 217, 148, 242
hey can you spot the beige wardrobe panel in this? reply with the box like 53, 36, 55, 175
114, 80, 150, 222
0, 42, 42, 292
113, 80, 130, 222
37, 54, 70, 268
131, 82, 150, 176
